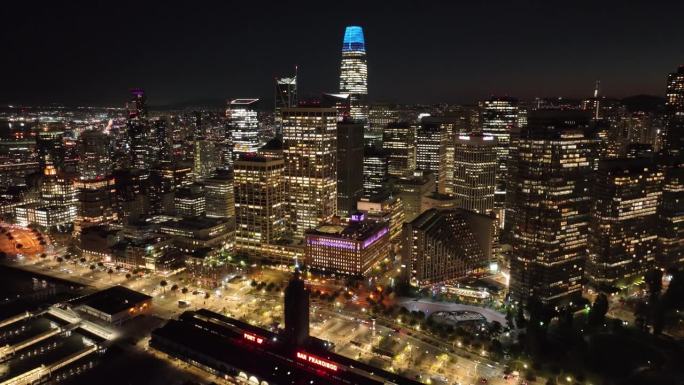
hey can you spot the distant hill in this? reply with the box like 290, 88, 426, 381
620, 95, 665, 113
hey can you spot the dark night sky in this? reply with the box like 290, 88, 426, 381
2, 0, 683, 106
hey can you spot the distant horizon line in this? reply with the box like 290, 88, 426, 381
0, 93, 667, 111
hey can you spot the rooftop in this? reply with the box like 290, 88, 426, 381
74, 286, 151, 315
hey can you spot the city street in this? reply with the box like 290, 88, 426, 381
7, 258, 534, 384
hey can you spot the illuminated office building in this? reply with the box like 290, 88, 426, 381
227, 99, 260, 158
657, 165, 683, 268
662, 65, 684, 156
453, 133, 497, 214
509, 110, 598, 305
282, 107, 338, 239
305, 214, 389, 277
77, 129, 111, 180
382, 122, 415, 177
402, 209, 491, 287
416, 116, 449, 194
234, 155, 286, 259
36, 128, 65, 173
480, 97, 518, 211
193, 139, 220, 180
339, 26, 368, 124
367, 103, 398, 145
337, 120, 364, 217
74, 177, 116, 233
362, 144, 389, 198
204, 170, 235, 220
657, 66, 684, 268
174, 185, 206, 217
587, 158, 663, 291
127, 88, 154, 171
394, 172, 435, 222
357, 194, 405, 247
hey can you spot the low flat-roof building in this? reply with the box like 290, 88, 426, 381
160, 215, 234, 253
305, 214, 389, 276
74, 286, 152, 325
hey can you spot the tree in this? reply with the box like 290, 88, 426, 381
107, 269, 113, 280
125, 273, 132, 279
587, 293, 609, 327
56, 257, 63, 263
160, 280, 168, 293
181, 287, 189, 295
89, 264, 96, 271
40, 253, 47, 259
171, 284, 179, 292
644, 269, 663, 303
515, 304, 526, 328
79, 257, 86, 263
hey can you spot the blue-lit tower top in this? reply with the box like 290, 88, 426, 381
342, 26, 365, 52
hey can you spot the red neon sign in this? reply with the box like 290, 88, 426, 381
243, 332, 263, 344
296, 352, 338, 372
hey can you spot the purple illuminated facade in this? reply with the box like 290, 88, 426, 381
305, 222, 390, 276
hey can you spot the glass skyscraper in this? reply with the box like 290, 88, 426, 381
227, 98, 260, 158
339, 26, 368, 124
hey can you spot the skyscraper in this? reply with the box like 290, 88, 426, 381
587, 158, 663, 291
275, 73, 298, 136
282, 106, 338, 239
234, 155, 286, 258
453, 133, 497, 214
663, 66, 684, 156
204, 169, 235, 220
509, 110, 598, 305
127, 88, 154, 171
383, 122, 416, 177
480, 97, 518, 215
657, 66, 684, 269
77, 129, 111, 180
362, 144, 389, 198
416, 116, 449, 194
36, 128, 65, 173
227, 99, 260, 158
336, 119, 364, 217
339, 26, 368, 124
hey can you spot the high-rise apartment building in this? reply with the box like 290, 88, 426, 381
336, 120, 364, 217
509, 110, 597, 305
339, 26, 368, 124
383, 122, 415, 177
36, 128, 65, 173
227, 99, 260, 158
282, 107, 338, 239
234, 155, 286, 258
587, 158, 663, 291
453, 133, 496, 214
